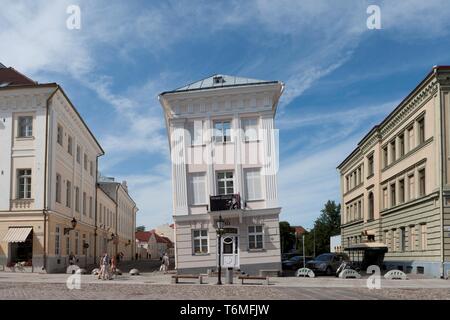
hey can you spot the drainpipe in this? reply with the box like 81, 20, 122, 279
438, 71, 445, 279
42, 87, 58, 272
94, 157, 99, 265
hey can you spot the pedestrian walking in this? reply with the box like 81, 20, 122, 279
160, 252, 170, 273
110, 255, 117, 278
68, 252, 76, 265
100, 252, 111, 280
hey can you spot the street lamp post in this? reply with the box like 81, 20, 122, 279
302, 234, 305, 268
216, 215, 225, 285
313, 228, 316, 258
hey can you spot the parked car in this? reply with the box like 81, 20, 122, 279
281, 252, 302, 261
282, 256, 313, 270
305, 253, 350, 275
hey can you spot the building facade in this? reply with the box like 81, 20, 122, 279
0, 65, 138, 272
0, 65, 103, 272
159, 74, 283, 275
337, 66, 450, 278
98, 178, 138, 261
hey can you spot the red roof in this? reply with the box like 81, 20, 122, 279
135, 231, 152, 242
0, 66, 37, 87
292, 226, 306, 235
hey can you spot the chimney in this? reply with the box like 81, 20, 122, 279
122, 180, 128, 192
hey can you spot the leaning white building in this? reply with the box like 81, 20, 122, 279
159, 75, 284, 275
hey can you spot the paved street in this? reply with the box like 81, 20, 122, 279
0, 271, 449, 300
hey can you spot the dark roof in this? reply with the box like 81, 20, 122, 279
160, 74, 280, 95
0, 65, 37, 87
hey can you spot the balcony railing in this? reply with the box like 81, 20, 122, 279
10, 199, 34, 210
210, 194, 241, 212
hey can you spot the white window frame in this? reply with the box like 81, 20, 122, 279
187, 120, 204, 146
248, 225, 264, 250
18, 116, 33, 138
17, 169, 32, 199
241, 118, 258, 142
56, 173, 61, 203
213, 120, 232, 143
66, 180, 72, 208
192, 229, 209, 255
55, 226, 61, 256
217, 171, 234, 195
189, 173, 207, 205
244, 168, 263, 201
57, 124, 63, 146
67, 135, 73, 155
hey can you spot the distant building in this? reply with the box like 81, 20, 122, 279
330, 235, 342, 253
135, 230, 174, 259
155, 223, 175, 243
98, 177, 138, 261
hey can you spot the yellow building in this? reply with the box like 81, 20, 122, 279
338, 66, 450, 278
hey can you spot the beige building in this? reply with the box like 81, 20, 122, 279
98, 178, 138, 261
337, 66, 450, 278
0, 65, 103, 272
159, 74, 283, 275
0, 64, 138, 272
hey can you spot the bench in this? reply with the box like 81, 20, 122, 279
172, 274, 204, 284
238, 275, 269, 285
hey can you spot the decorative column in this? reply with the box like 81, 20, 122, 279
260, 111, 278, 208
170, 118, 189, 216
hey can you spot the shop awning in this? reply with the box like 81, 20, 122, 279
2, 227, 32, 243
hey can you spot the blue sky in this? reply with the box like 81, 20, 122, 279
2, 1, 450, 229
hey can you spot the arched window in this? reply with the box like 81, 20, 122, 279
368, 192, 374, 220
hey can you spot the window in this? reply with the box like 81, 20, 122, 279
346, 176, 350, 191
399, 179, 405, 204
66, 235, 70, 255
383, 146, 388, 168
67, 136, 73, 155
90, 161, 93, 176
75, 187, 80, 212
383, 230, 388, 245
419, 224, 427, 250
217, 171, 234, 195
84, 154, 88, 170
382, 187, 388, 209
192, 229, 208, 254
391, 229, 396, 252
99, 204, 103, 223
408, 174, 415, 200
75, 232, 79, 255
57, 125, 63, 146
55, 226, 60, 256
18, 116, 33, 137
82, 192, 87, 216
418, 117, 425, 144
357, 167, 362, 185
390, 183, 396, 207
368, 192, 374, 220
56, 174, 61, 203
408, 126, 414, 151
390, 140, 396, 163
409, 225, 416, 251
245, 169, 262, 200
89, 196, 93, 218
76, 145, 81, 164
367, 154, 374, 176
399, 135, 405, 157
418, 169, 426, 197
213, 120, 231, 143
357, 200, 362, 219
248, 225, 263, 249
66, 180, 71, 208
189, 173, 206, 205
187, 120, 204, 145
17, 169, 32, 199
399, 227, 405, 252
242, 118, 258, 142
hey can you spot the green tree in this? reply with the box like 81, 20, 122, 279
279, 221, 296, 253
304, 200, 341, 256
136, 225, 146, 232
